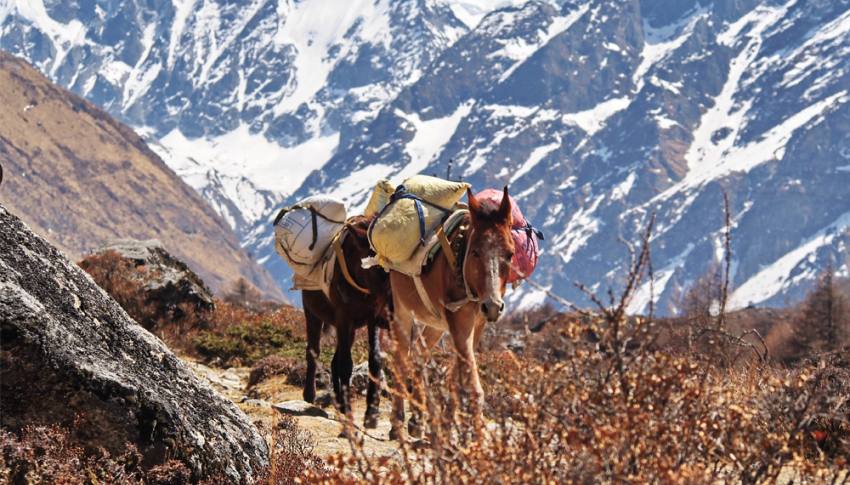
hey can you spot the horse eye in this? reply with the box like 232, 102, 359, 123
471, 250, 480, 257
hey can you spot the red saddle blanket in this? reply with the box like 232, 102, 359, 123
475, 189, 541, 283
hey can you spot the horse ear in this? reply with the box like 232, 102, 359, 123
467, 187, 480, 214
499, 185, 512, 224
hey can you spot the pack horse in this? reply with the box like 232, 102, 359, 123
273, 175, 541, 438
274, 200, 389, 428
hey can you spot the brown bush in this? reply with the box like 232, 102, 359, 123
0, 424, 198, 484
248, 355, 301, 388
260, 415, 328, 484
78, 250, 160, 328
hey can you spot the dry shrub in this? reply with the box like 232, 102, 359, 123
260, 415, 328, 484
222, 277, 280, 313
0, 425, 196, 484
78, 251, 206, 347
192, 302, 368, 369
309, 207, 848, 484
191, 303, 310, 367
78, 250, 160, 329
247, 355, 319, 389
311, 318, 848, 484
792, 267, 850, 359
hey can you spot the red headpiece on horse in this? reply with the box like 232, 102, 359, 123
474, 189, 542, 283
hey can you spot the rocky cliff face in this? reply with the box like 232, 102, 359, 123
3, 0, 849, 312
0, 203, 268, 482
0, 51, 283, 300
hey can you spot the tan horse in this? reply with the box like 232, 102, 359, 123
388, 186, 515, 439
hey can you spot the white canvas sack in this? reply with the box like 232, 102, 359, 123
273, 195, 347, 274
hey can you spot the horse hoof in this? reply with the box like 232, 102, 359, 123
388, 426, 402, 441
408, 422, 423, 439
363, 413, 379, 429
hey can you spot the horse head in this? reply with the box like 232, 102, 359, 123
465, 186, 515, 322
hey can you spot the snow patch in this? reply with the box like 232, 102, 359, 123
273, 0, 391, 115
448, 0, 528, 29
634, 7, 707, 91
655, 114, 680, 130
157, 125, 338, 199
394, 102, 473, 181
552, 195, 604, 264
511, 140, 561, 183
729, 210, 850, 309
496, 3, 589, 83
562, 96, 631, 136
610, 172, 637, 201
9, 0, 88, 76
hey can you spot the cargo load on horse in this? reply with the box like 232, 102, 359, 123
366, 175, 470, 268
474, 189, 543, 283
273, 195, 347, 283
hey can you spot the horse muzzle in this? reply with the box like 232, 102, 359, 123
481, 299, 505, 322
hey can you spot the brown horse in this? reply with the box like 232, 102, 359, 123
301, 215, 390, 428
387, 187, 515, 439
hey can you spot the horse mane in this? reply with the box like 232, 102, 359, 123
345, 214, 373, 240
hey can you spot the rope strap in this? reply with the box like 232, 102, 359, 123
413, 275, 441, 319
436, 225, 457, 273
333, 232, 370, 295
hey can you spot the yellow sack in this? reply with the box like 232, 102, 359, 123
364, 179, 395, 217
369, 175, 470, 264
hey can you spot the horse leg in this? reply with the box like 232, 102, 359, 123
331, 322, 355, 417
406, 326, 444, 438
448, 310, 485, 435
303, 308, 322, 404
364, 322, 382, 429
388, 315, 413, 441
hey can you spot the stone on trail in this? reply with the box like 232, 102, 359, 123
273, 400, 330, 418
0, 205, 268, 483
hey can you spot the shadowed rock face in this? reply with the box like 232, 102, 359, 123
85, 239, 216, 329
0, 204, 268, 483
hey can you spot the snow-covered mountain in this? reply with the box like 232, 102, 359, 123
3, 0, 849, 313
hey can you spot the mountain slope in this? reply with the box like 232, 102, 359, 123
0, 51, 283, 299
250, 0, 850, 312
3, 0, 849, 312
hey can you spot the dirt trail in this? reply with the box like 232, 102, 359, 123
185, 359, 400, 459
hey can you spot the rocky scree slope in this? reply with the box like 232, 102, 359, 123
0, 51, 282, 299
0, 204, 269, 483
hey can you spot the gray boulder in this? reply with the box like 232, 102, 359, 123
82, 239, 215, 329
0, 205, 268, 482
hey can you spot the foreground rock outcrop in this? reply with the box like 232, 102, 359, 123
0, 205, 268, 482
